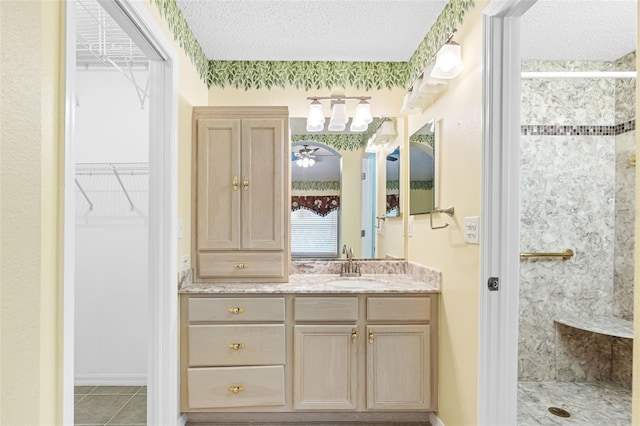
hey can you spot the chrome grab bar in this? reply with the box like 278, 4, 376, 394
520, 249, 574, 260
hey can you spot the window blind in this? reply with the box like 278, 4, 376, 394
291, 209, 338, 257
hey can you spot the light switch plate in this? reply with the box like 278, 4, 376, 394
464, 216, 480, 244
177, 218, 184, 239
408, 216, 414, 237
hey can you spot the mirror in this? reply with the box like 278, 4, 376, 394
409, 121, 435, 215
289, 117, 403, 259
385, 148, 400, 217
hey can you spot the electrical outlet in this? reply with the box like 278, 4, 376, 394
408, 216, 414, 237
464, 216, 480, 244
180, 255, 190, 269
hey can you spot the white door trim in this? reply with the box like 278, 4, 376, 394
63, 1, 180, 425
478, 1, 536, 425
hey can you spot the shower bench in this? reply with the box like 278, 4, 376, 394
553, 315, 632, 388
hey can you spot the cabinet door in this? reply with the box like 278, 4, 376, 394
366, 325, 430, 410
197, 118, 241, 250
294, 325, 358, 410
241, 119, 284, 250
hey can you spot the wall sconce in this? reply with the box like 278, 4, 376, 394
399, 36, 463, 115
306, 96, 372, 132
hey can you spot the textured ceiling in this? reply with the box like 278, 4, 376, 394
175, 0, 637, 64
175, 0, 448, 62
521, 0, 637, 61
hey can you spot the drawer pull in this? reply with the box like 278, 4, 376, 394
351, 328, 357, 343
368, 328, 375, 344
228, 385, 245, 394
228, 307, 245, 314
228, 343, 246, 350
234, 263, 249, 269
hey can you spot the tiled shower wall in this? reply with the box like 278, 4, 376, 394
518, 53, 636, 383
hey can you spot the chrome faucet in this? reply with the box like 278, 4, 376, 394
341, 245, 360, 277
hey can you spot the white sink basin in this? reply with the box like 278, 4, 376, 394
326, 279, 389, 288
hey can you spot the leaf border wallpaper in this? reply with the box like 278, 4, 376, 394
149, 0, 475, 90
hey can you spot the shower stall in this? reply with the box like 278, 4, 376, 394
517, 52, 636, 425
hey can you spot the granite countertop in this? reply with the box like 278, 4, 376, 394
181, 274, 439, 294
179, 260, 441, 294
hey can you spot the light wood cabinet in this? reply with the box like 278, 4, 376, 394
181, 296, 287, 411
192, 107, 289, 281
181, 293, 438, 415
293, 325, 358, 410
366, 325, 430, 410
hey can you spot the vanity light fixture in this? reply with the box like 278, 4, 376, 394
431, 41, 464, 79
306, 96, 372, 132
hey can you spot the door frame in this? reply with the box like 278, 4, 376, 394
63, 1, 180, 425
478, 1, 536, 425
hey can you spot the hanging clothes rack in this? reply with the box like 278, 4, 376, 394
76, 0, 150, 109
75, 162, 148, 212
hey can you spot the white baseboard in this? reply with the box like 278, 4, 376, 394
430, 412, 445, 426
74, 373, 146, 386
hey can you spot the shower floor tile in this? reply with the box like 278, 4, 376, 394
518, 381, 631, 425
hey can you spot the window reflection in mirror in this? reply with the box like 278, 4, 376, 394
409, 121, 435, 215
290, 141, 341, 258
385, 148, 400, 218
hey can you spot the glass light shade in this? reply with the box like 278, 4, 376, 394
327, 121, 346, 132
353, 100, 373, 125
399, 90, 422, 115
349, 121, 368, 132
431, 43, 463, 79
407, 76, 428, 109
328, 101, 348, 131
307, 99, 325, 125
295, 156, 315, 168
306, 122, 324, 132
419, 74, 447, 93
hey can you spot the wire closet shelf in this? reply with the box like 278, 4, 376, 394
75, 162, 148, 212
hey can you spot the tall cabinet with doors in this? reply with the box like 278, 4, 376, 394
192, 106, 290, 281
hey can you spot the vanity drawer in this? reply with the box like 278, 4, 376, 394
197, 251, 286, 279
367, 297, 431, 322
188, 365, 285, 409
188, 297, 285, 322
294, 297, 358, 321
188, 324, 285, 366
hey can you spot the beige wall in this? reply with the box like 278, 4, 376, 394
0, 1, 63, 424
406, 3, 486, 425
0, 1, 208, 423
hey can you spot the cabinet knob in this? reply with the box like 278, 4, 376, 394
232, 176, 239, 191
242, 176, 249, 191
351, 328, 357, 343
228, 343, 246, 350
228, 385, 245, 394
228, 307, 245, 314
368, 329, 375, 344
234, 263, 249, 269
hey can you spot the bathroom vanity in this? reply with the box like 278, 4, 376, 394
179, 263, 441, 423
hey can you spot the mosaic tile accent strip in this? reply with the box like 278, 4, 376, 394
521, 120, 635, 136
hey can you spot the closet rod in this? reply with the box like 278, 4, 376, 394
521, 71, 637, 79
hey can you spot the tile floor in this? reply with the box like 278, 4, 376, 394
75, 386, 146, 426
518, 381, 632, 425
